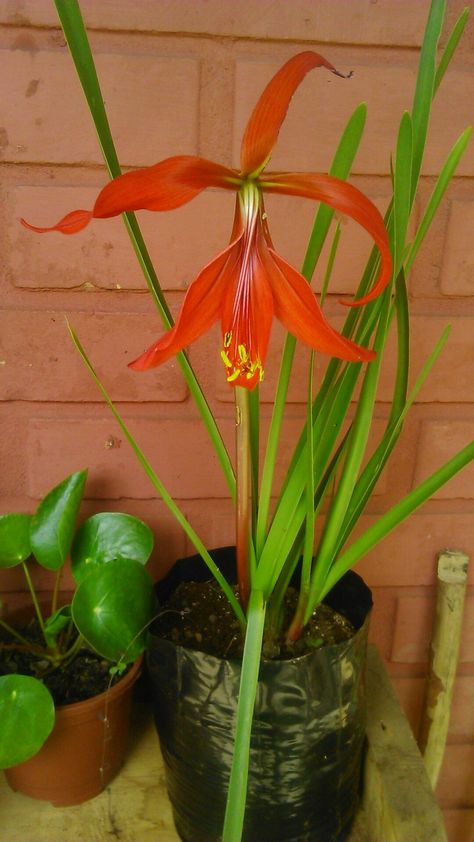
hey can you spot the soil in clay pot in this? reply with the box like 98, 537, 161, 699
0, 618, 128, 705
152, 580, 356, 660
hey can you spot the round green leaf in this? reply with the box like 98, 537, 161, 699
0, 514, 31, 568
71, 512, 154, 584
72, 558, 154, 663
30, 470, 87, 571
0, 674, 55, 768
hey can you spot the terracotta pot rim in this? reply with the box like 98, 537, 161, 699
3, 599, 143, 716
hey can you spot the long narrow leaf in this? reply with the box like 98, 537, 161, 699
305, 289, 392, 617
321, 440, 474, 599
434, 7, 470, 95
222, 590, 266, 842
255, 104, 367, 555
405, 128, 472, 274
54, 0, 235, 499
410, 0, 446, 201
67, 322, 245, 627
334, 324, 451, 556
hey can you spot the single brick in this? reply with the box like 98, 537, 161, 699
437, 745, 474, 808
11, 184, 233, 292
443, 809, 474, 842
391, 592, 474, 664
0, 49, 199, 166
182, 498, 236, 556
0, 310, 187, 402
356, 514, 474, 586
367, 586, 398, 660
441, 199, 474, 296
414, 420, 474, 499
27, 415, 235, 499
392, 676, 425, 735
0, 0, 431, 45
378, 317, 474, 404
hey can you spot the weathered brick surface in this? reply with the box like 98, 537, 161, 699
0, 49, 199, 166
0, 309, 187, 402
26, 415, 236, 500
414, 420, 474, 498
441, 199, 474, 296
443, 809, 474, 842
9, 184, 232, 292
391, 592, 474, 664
437, 744, 474, 808
378, 317, 474, 404
0, 0, 432, 46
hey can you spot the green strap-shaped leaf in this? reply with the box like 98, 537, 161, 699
30, 470, 87, 570
71, 512, 154, 584
0, 514, 31, 568
54, 0, 235, 499
321, 440, 474, 599
0, 675, 55, 768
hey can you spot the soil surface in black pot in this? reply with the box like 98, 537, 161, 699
153, 580, 355, 660
0, 619, 126, 706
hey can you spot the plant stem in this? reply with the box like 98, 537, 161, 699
235, 387, 252, 610
0, 618, 46, 653
21, 562, 46, 641
222, 589, 266, 842
51, 568, 63, 616
59, 633, 85, 668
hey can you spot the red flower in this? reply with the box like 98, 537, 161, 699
22, 52, 392, 389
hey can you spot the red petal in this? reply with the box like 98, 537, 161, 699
220, 226, 274, 389
94, 156, 238, 217
265, 249, 376, 362
21, 157, 239, 235
129, 238, 242, 371
20, 209, 93, 235
262, 172, 392, 305
240, 52, 348, 176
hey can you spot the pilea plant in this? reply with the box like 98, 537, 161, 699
0, 470, 154, 768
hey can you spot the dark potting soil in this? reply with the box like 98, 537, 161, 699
153, 580, 355, 660
0, 619, 124, 706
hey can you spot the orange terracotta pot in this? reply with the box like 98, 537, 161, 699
2, 602, 142, 806
5, 654, 142, 806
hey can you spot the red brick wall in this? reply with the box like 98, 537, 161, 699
1, 1, 473, 835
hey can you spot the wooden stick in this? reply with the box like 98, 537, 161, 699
418, 549, 469, 789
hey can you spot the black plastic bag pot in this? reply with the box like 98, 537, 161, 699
148, 548, 372, 842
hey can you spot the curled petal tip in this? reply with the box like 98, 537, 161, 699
20, 209, 93, 235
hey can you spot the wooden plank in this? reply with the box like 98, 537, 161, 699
0, 648, 446, 841
0, 705, 178, 841
364, 645, 448, 842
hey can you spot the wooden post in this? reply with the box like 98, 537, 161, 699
418, 550, 469, 789
363, 646, 448, 842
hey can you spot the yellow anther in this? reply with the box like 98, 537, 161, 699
224, 332, 232, 348
238, 344, 248, 363
227, 369, 240, 383
220, 350, 232, 368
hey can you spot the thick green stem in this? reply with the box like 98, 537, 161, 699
235, 387, 252, 610
222, 590, 266, 842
